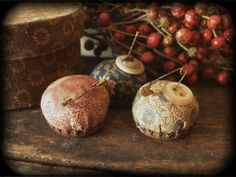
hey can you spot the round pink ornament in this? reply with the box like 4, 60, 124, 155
40, 75, 110, 137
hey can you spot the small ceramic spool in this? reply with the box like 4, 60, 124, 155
40, 75, 110, 137
90, 55, 147, 107
132, 80, 199, 140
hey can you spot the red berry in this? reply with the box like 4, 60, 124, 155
221, 14, 233, 29
202, 66, 214, 79
223, 28, 234, 42
207, 15, 222, 29
196, 47, 207, 61
184, 9, 200, 28
141, 51, 155, 64
194, 2, 208, 15
168, 21, 179, 34
202, 28, 213, 42
216, 70, 230, 85
171, 3, 186, 18
177, 52, 187, 63
182, 63, 195, 76
175, 28, 192, 44
126, 25, 137, 34
163, 47, 176, 57
147, 32, 162, 48
189, 30, 201, 46
163, 60, 177, 73
208, 50, 219, 62
187, 72, 198, 85
211, 36, 225, 49
113, 32, 125, 41
138, 24, 151, 35
98, 12, 111, 26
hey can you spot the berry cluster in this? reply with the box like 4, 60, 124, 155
83, 2, 235, 86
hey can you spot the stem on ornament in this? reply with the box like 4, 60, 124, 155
127, 31, 139, 59
108, 31, 139, 56
62, 79, 106, 106
151, 67, 183, 83
174, 69, 187, 90
108, 31, 161, 77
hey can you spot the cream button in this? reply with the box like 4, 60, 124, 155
116, 55, 145, 75
162, 82, 193, 105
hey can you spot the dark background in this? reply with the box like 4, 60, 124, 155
0, 1, 235, 176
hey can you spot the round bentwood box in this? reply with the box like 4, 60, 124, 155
1, 2, 85, 110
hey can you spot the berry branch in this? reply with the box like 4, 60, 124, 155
83, 1, 234, 86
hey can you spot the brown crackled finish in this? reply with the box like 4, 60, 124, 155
40, 75, 110, 137
1, 2, 85, 110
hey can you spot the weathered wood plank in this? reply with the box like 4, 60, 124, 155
2, 81, 234, 175
5, 159, 117, 175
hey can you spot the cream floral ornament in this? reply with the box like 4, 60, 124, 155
27, 70, 44, 87
132, 80, 199, 140
32, 27, 50, 46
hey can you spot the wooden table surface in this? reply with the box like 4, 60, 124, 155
2, 81, 234, 175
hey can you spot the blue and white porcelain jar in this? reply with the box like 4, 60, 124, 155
132, 80, 199, 140
90, 55, 147, 107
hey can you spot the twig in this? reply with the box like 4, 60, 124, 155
62, 79, 106, 106
105, 27, 147, 39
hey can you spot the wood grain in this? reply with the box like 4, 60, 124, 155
2, 81, 234, 175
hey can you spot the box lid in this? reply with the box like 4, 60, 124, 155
2, 2, 85, 60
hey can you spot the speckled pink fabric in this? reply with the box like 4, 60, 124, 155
41, 75, 110, 137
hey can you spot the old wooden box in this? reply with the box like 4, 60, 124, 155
2, 2, 85, 110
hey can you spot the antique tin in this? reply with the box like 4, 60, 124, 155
90, 55, 147, 107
